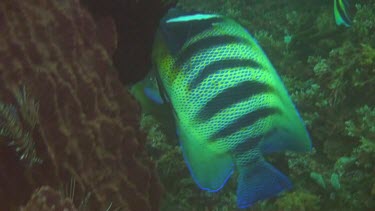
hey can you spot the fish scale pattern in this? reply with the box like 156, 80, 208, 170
152, 11, 312, 208
162, 20, 282, 154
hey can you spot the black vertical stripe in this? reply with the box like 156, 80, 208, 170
198, 81, 273, 122
210, 107, 281, 140
189, 59, 262, 90
231, 136, 261, 154
231, 129, 276, 154
175, 35, 250, 68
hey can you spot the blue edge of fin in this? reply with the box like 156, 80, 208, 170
181, 137, 292, 209
144, 87, 164, 104
179, 125, 310, 208
237, 160, 292, 209
179, 140, 234, 192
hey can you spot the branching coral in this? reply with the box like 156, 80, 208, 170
0, 86, 42, 167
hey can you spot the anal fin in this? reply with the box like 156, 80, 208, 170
179, 129, 234, 191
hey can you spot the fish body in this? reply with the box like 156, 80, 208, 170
144, 9, 312, 208
334, 0, 352, 27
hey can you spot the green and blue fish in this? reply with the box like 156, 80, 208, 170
134, 8, 312, 208
334, 0, 352, 27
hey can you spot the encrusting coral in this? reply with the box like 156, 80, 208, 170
20, 186, 78, 211
0, 0, 166, 210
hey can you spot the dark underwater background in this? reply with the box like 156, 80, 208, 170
0, 0, 374, 211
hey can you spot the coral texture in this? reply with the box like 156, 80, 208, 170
21, 186, 77, 211
0, 0, 162, 210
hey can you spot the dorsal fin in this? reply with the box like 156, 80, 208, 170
159, 8, 224, 55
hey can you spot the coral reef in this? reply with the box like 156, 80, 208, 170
0, 87, 42, 167
0, 0, 165, 210
275, 190, 320, 211
21, 186, 77, 211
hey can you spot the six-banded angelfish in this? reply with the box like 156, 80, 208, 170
334, 0, 352, 27
135, 8, 312, 208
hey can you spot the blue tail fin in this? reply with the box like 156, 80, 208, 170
236, 160, 292, 208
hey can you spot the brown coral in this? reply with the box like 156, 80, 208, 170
0, 0, 162, 210
21, 186, 78, 211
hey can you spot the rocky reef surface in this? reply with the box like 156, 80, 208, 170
0, 0, 167, 210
